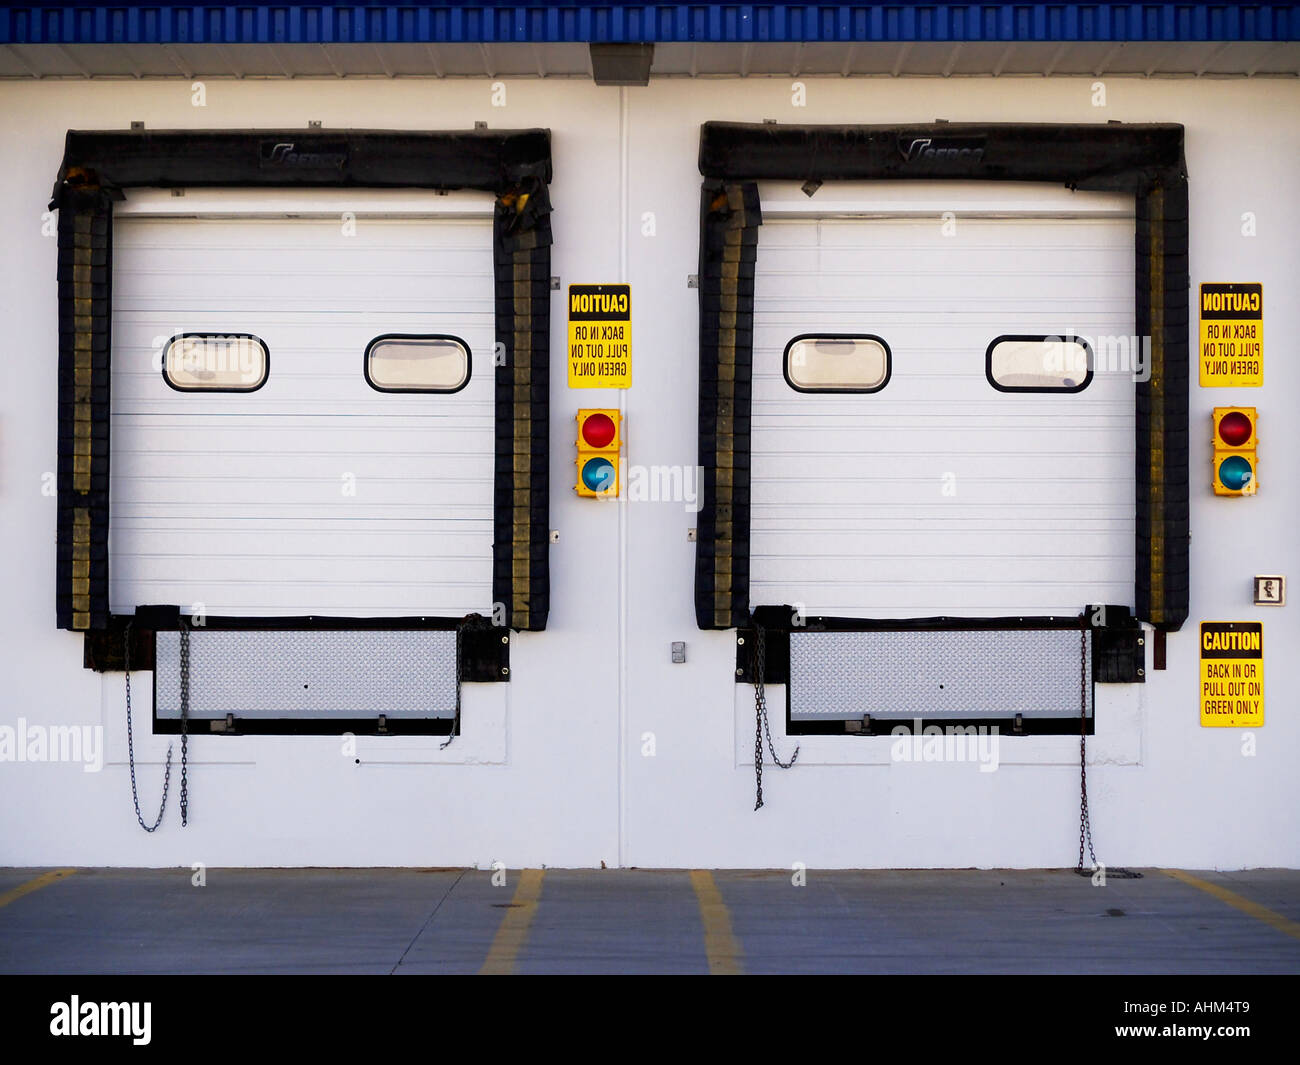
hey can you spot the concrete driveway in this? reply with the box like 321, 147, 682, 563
1, 866, 1297, 975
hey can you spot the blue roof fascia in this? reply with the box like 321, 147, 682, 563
0, 3, 1297, 47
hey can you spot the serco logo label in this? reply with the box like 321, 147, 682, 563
899, 136, 986, 164
260, 141, 348, 170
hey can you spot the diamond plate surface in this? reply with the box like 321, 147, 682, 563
789, 629, 1093, 719
155, 630, 457, 720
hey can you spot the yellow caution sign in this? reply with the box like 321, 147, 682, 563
568, 283, 631, 389
1200, 621, 1264, 727
1199, 283, 1262, 387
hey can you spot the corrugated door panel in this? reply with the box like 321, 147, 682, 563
109, 215, 495, 617
751, 214, 1137, 618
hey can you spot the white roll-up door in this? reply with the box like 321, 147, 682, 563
109, 192, 496, 618
750, 183, 1137, 618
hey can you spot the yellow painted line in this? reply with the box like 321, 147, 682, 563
690, 870, 744, 975
479, 868, 544, 975
0, 868, 76, 909
1163, 869, 1300, 942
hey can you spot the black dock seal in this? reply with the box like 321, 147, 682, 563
52, 128, 553, 639
694, 121, 1189, 633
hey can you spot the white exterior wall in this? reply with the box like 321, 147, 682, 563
0, 75, 1296, 869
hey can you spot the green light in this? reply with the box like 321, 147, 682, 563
581, 457, 615, 493
1218, 455, 1254, 492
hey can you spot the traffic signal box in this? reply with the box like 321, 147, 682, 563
1212, 407, 1257, 496
576, 409, 622, 498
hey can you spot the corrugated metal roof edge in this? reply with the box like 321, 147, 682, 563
1, 4, 1298, 47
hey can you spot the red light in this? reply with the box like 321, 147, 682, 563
581, 412, 616, 448
1218, 411, 1253, 447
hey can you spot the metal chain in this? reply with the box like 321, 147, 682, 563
753, 623, 798, 811
179, 618, 190, 827
1077, 625, 1096, 873
1074, 623, 1142, 879
753, 642, 765, 810
124, 620, 173, 833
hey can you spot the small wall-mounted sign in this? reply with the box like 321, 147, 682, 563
568, 283, 631, 389
1253, 576, 1285, 606
1199, 282, 1262, 387
1200, 621, 1264, 727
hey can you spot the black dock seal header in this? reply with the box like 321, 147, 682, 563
695, 121, 1189, 633
50, 128, 551, 206
698, 121, 1184, 189
53, 127, 552, 637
